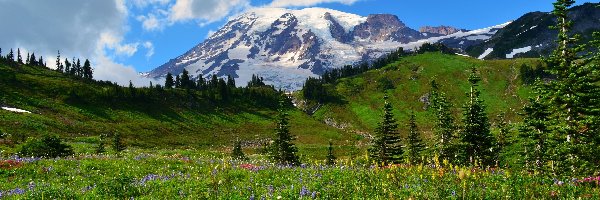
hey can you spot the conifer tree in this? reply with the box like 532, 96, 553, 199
70, 58, 76, 75
38, 56, 44, 67
64, 58, 71, 74
56, 51, 63, 73
175, 75, 181, 88
95, 134, 106, 154
326, 140, 336, 166
29, 53, 36, 66
180, 69, 191, 89
25, 52, 30, 65
7, 49, 14, 62
527, 0, 600, 176
227, 75, 236, 88
405, 113, 425, 164
82, 59, 92, 80
519, 83, 552, 173
17, 48, 22, 64
460, 67, 494, 166
231, 140, 247, 160
369, 94, 403, 165
269, 97, 300, 165
429, 80, 459, 163
112, 132, 126, 152
494, 112, 512, 166
165, 72, 174, 89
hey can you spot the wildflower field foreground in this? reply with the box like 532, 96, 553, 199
1, 149, 598, 199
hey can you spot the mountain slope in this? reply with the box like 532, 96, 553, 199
466, 2, 600, 59
0, 63, 349, 157
302, 52, 541, 136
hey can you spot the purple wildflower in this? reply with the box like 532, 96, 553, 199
299, 186, 310, 197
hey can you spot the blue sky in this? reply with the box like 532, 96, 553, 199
0, 0, 595, 85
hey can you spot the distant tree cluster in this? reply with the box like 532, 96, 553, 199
417, 42, 456, 54
0, 48, 93, 81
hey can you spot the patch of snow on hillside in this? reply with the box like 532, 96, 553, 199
478, 48, 494, 60
506, 46, 532, 58
2, 107, 31, 113
466, 35, 491, 40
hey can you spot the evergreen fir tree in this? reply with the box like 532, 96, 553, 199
231, 140, 247, 160
405, 113, 425, 164
165, 72, 174, 89
55, 51, 63, 73
29, 53, 36, 66
70, 58, 76, 75
25, 52, 30, 65
227, 75, 236, 88
38, 56, 44, 67
269, 97, 300, 165
460, 67, 495, 166
429, 80, 458, 162
180, 69, 191, 89
64, 58, 71, 74
369, 94, 403, 165
17, 48, 22, 64
326, 140, 336, 166
82, 59, 92, 80
519, 83, 552, 173
112, 132, 126, 152
95, 134, 106, 154
175, 75, 181, 88
529, 0, 600, 176
494, 112, 510, 166
7, 49, 14, 62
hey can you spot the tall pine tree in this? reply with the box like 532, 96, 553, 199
17, 48, 22, 64
429, 80, 460, 163
404, 113, 425, 164
165, 72, 174, 89
519, 83, 552, 173
269, 96, 300, 165
369, 94, 403, 165
56, 51, 63, 73
460, 67, 495, 166
82, 59, 93, 80
529, 0, 600, 176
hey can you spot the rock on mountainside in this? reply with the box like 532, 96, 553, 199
466, 2, 600, 60
146, 7, 504, 90
420, 26, 467, 36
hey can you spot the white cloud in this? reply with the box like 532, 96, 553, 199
169, 0, 251, 23
139, 14, 162, 31
136, 0, 250, 31
268, 0, 360, 7
143, 41, 155, 59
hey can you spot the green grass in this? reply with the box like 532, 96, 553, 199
0, 63, 351, 158
310, 52, 541, 137
0, 149, 598, 199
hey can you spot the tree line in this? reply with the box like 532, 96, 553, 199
0, 48, 93, 81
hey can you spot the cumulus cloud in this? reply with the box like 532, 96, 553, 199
0, 0, 157, 86
135, 0, 251, 31
143, 41, 155, 59
269, 0, 361, 7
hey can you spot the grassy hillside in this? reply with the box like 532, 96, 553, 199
0, 63, 349, 158
306, 52, 541, 139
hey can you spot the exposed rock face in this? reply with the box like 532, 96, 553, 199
351, 14, 423, 43
325, 12, 352, 43
420, 26, 466, 36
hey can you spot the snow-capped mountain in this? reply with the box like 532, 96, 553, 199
146, 7, 509, 90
